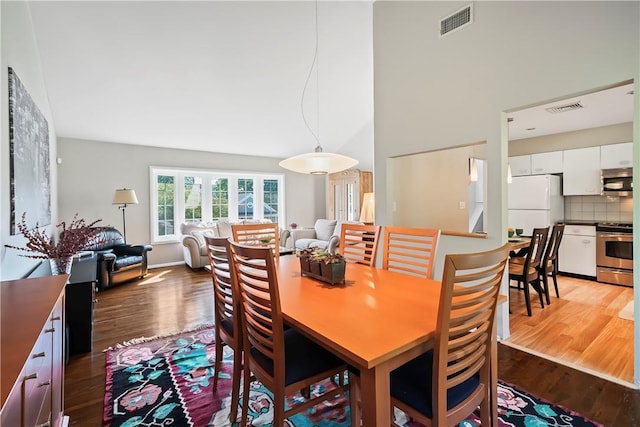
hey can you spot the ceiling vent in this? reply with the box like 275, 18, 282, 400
440, 4, 473, 38
545, 102, 584, 114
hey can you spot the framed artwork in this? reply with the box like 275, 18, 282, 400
8, 67, 51, 234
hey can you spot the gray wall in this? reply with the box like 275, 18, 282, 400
374, 1, 638, 264
1, 2, 59, 280
57, 137, 326, 267
373, 0, 639, 366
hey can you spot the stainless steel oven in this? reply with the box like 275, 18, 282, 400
596, 223, 633, 287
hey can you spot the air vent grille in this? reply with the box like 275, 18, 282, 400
545, 102, 584, 114
440, 4, 473, 37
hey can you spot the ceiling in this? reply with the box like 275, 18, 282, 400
508, 82, 635, 141
27, 1, 374, 162
25, 2, 635, 161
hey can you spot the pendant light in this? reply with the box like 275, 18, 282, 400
279, 1, 358, 175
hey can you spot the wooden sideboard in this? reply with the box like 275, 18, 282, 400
1, 275, 67, 427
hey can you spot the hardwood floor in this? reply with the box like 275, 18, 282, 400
506, 273, 635, 384
64, 265, 640, 426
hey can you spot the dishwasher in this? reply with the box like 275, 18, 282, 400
558, 224, 597, 278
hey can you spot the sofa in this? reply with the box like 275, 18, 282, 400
289, 219, 361, 253
79, 227, 153, 290
181, 220, 288, 269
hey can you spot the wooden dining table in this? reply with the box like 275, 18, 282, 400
275, 254, 501, 426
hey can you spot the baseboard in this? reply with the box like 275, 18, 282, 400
149, 261, 189, 269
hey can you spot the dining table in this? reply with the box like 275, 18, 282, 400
275, 254, 502, 426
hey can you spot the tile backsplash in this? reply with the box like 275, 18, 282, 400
564, 195, 633, 222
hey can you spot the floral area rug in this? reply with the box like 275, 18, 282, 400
103, 326, 603, 427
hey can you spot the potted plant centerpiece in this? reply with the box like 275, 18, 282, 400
296, 247, 346, 285
5, 213, 103, 275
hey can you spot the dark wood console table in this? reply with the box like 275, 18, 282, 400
66, 254, 97, 356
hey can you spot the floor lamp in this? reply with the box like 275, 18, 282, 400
113, 188, 138, 244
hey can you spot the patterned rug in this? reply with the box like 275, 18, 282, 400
103, 326, 603, 427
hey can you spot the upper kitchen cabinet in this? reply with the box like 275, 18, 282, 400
328, 169, 372, 222
562, 147, 601, 196
509, 151, 563, 176
508, 155, 531, 176
531, 151, 563, 175
601, 142, 632, 169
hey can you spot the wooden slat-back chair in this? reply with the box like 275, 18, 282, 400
227, 242, 358, 426
231, 222, 280, 260
382, 226, 441, 279
204, 236, 242, 422
340, 223, 381, 267
390, 243, 510, 426
508, 227, 549, 316
540, 224, 565, 301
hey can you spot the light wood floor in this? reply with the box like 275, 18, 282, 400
506, 273, 635, 384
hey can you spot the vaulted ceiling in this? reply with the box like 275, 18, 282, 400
28, 1, 374, 167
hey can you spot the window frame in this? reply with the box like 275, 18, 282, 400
149, 166, 285, 244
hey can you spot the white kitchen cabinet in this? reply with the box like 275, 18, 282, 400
508, 155, 531, 176
600, 142, 632, 169
562, 147, 601, 195
558, 225, 596, 277
530, 151, 563, 175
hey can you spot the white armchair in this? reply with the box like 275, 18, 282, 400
289, 219, 361, 253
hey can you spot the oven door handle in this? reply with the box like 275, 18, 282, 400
597, 233, 633, 240
598, 267, 633, 274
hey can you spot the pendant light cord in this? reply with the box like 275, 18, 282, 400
300, 0, 321, 150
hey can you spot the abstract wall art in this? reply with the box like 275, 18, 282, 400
8, 67, 51, 234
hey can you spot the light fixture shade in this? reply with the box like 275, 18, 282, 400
469, 158, 478, 182
113, 188, 139, 205
279, 152, 359, 175
359, 192, 375, 224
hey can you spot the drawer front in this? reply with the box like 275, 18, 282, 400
23, 326, 54, 427
1, 388, 23, 427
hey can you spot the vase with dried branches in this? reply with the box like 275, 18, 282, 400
5, 213, 103, 275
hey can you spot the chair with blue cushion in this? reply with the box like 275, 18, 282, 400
205, 236, 242, 423
227, 241, 359, 426
390, 243, 510, 426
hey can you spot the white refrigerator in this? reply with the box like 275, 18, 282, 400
508, 174, 564, 236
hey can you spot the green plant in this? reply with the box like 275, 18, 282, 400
307, 248, 345, 264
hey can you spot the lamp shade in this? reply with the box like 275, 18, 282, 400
359, 192, 375, 224
113, 188, 139, 205
279, 151, 359, 175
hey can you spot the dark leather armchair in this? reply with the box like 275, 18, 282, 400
80, 227, 153, 290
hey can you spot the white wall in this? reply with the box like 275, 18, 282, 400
373, 0, 639, 376
57, 138, 326, 267
1, 2, 58, 280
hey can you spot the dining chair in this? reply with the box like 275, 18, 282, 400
340, 223, 381, 267
508, 227, 549, 316
227, 241, 359, 426
231, 222, 280, 260
539, 224, 565, 301
382, 226, 440, 279
389, 243, 510, 426
204, 236, 242, 423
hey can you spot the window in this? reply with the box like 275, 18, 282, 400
211, 178, 228, 220
156, 175, 175, 238
150, 167, 284, 243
